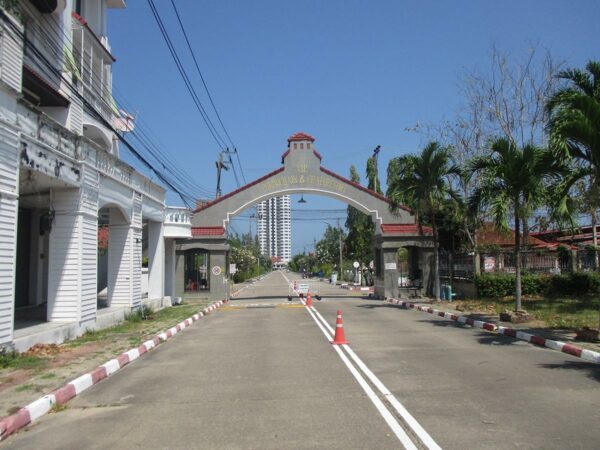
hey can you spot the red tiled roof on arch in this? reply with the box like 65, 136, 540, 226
381, 224, 431, 235
288, 132, 315, 142
191, 226, 226, 236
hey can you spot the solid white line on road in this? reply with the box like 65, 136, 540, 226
303, 304, 418, 449
278, 271, 420, 449
309, 307, 441, 450
277, 271, 441, 450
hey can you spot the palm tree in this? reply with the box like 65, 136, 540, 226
547, 60, 600, 263
468, 138, 560, 311
387, 142, 460, 301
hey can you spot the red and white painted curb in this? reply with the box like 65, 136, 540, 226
0, 299, 227, 441
385, 298, 600, 364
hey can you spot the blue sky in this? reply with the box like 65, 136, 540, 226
108, 0, 599, 254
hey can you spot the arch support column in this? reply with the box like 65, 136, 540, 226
373, 234, 435, 300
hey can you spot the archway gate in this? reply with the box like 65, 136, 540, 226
175, 133, 434, 301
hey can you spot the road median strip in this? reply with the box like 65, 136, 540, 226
385, 298, 600, 364
0, 299, 228, 442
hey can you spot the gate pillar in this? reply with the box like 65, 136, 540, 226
373, 233, 435, 300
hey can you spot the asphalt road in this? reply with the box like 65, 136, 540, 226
4, 271, 599, 449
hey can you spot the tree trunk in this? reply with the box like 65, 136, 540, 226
522, 217, 529, 270
514, 215, 522, 311
592, 211, 598, 270
433, 221, 441, 301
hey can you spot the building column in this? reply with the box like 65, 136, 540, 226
107, 210, 134, 308
147, 221, 164, 301
382, 247, 400, 300
107, 194, 142, 310
47, 189, 98, 324
0, 123, 19, 346
164, 239, 176, 300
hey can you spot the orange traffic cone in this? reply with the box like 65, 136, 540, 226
331, 310, 348, 345
306, 292, 313, 307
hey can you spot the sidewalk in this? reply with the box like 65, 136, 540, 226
0, 299, 214, 418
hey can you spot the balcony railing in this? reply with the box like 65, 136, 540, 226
21, 6, 65, 98
164, 207, 192, 238
71, 13, 115, 124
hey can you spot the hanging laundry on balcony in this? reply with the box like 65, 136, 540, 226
113, 109, 135, 133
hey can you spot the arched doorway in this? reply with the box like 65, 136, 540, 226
176, 133, 434, 301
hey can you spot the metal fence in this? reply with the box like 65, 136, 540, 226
439, 249, 596, 279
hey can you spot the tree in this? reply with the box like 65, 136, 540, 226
468, 138, 562, 311
315, 225, 346, 267
417, 45, 562, 245
366, 156, 383, 194
345, 166, 375, 280
387, 142, 460, 300
547, 61, 600, 255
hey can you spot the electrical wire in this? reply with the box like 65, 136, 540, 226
169, 0, 236, 150
0, 10, 192, 207
146, 0, 227, 150
26, 1, 216, 200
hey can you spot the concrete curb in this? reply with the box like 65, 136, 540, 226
384, 298, 600, 364
0, 299, 228, 441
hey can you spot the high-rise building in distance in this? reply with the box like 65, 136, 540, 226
257, 195, 291, 265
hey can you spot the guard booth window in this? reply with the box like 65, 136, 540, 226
184, 249, 210, 291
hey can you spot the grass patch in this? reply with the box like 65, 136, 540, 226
65, 301, 210, 349
0, 349, 47, 370
39, 372, 57, 379
454, 295, 600, 330
15, 383, 42, 393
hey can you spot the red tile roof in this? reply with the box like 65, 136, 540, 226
191, 227, 225, 236
381, 224, 431, 235
476, 223, 557, 248
288, 132, 315, 142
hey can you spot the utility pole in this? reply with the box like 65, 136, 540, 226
373, 145, 381, 193
215, 151, 229, 198
337, 218, 343, 282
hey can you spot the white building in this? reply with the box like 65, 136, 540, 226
0, 1, 191, 351
257, 195, 291, 265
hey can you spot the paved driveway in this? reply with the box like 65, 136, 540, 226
4, 271, 599, 449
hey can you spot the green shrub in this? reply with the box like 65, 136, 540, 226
0, 347, 17, 368
474, 274, 514, 298
522, 274, 551, 295
125, 305, 154, 322
475, 272, 600, 298
475, 273, 549, 297
550, 272, 600, 296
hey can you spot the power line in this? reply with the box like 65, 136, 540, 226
169, 0, 236, 150
0, 10, 193, 207
167, 0, 247, 186
146, 0, 227, 150
27, 1, 216, 200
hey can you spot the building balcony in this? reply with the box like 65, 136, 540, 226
20, 5, 70, 108
164, 207, 192, 238
71, 12, 116, 126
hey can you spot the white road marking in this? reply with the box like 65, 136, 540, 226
309, 307, 441, 450
278, 271, 436, 449
303, 303, 417, 449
